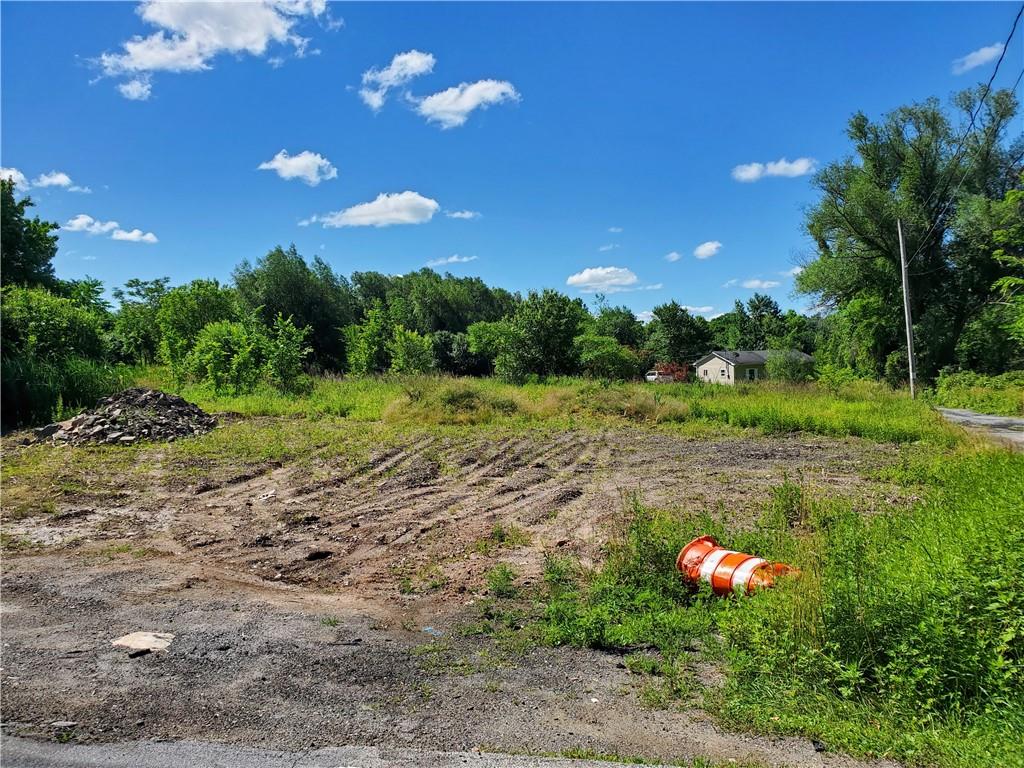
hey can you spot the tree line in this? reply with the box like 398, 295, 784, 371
2, 86, 1021, 429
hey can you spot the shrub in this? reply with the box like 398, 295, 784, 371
156, 279, 237, 374
345, 302, 391, 375
387, 326, 435, 374
815, 363, 856, 397
265, 314, 312, 392
183, 321, 265, 394
1, 286, 106, 360
765, 350, 814, 382
573, 333, 640, 381
927, 368, 1024, 416
486, 564, 519, 598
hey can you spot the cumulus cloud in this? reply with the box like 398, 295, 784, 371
118, 78, 153, 101
693, 240, 722, 259
682, 305, 714, 314
258, 149, 337, 186
112, 228, 159, 243
318, 191, 439, 228
952, 42, 1004, 75
732, 157, 816, 182
598, 243, 620, 252
742, 278, 780, 290
64, 214, 120, 235
1, 167, 28, 187
780, 266, 803, 277
567, 266, 638, 293
33, 171, 72, 188
425, 254, 478, 267
416, 79, 520, 128
445, 209, 481, 219
637, 310, 654, 323
64, 214, 156, 243
359, 49, 435, 110
98, 0, 328, 98
664, 251, 682, 262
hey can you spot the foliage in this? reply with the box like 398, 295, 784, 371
764, 350, 814, 382
592, 297, 644, 348
486, 563, 519, 599
109, 278, 170, 364
345, 301, 391, 375
926, 369, 1024, 416
387, 325, 436, 374
431, 330, 487, 376
989, 185, 1024, 344
816, 363, 857, 397
495, 289, 590, 381
573, 332, 640, 380
156, 279, 237, 374
1, 286, 106, 360
183, 320, 266, 394
234, 245, 355, 369
466, 320, 513, 371
265, 313, 312, 392
0, 179, 58, 289
798, 88, 1022, 382
644, 301, 712, 364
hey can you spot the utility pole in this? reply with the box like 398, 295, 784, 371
897, 219, 917, 399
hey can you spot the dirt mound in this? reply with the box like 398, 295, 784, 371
34, 388, 216, 445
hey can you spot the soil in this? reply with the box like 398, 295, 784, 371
1, 425, 904, 767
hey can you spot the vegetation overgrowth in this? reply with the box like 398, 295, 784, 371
135, 368, 960, 446
925, 369, 1024, 416
540, 447, 1024, 768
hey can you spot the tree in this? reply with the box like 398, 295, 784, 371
798, 88, 1022, 380
234, 245, 355, 369
592, 297, 644, 348
432, 331, 486, 376
645, 301, 712, 363
988, 185, 1024, 345
574, 333, 640, 380
467, 320, 513, 373
110, 278, 170, 364
156, 279, 238, 373
0, 179, 58, 289
496, 290, 590, 380
764, 350, 814, 382
345, 301, 391, 375
1, 286, 106, 360
387, 326, 435, 374
265, 314, 312, 392
184, 320, 264, 394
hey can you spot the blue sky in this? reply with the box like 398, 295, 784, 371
2, 1, 1019, 319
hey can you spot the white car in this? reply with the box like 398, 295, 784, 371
645, 370, 675, 383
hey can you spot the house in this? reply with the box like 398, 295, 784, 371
694, 350, 813, 385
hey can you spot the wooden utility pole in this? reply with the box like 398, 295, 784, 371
897, 219, 917, 398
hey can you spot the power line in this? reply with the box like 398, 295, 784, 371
906, 2, 1024, 266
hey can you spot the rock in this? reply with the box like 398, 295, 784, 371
305, 550, 332, 561
112, 631, 175, 653
50, 721, 78, 729
33, 423, 60, 439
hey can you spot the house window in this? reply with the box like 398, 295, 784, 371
747, 368, 756, 381
720, 368, 726, 377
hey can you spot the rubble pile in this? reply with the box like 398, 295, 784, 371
34, 388, 217, 445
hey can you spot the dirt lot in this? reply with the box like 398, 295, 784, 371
1, 423, 904, 766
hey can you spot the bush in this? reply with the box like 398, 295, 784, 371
1, 286, 106, 360
927, 369, 1024, 416
573, 333, 640, 381
265, 314, 312, 392
184, 321, 265, 395
387, 326, 435, 374
156, 280, 237, 374
765, 350, 814, 382
345, 302, 391, 375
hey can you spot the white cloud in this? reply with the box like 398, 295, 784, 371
82, 255, 97, 261
445, 209, 481, 219
598, 243, 620, 252
99, 0, 327, 97
416, 79, 520, 129
258, 149, 337, 186
693, 240, 722, 259
682, 305, 714, 314
0, 167, 28, 187
33, 171, 72, 188
64, 214, 120, 235
664, 251, 682, 262
637, 310, 654, 323
952, 42, 1004, 75
112, 228, 159, 243
319, 191, 439, 228
359, 49, 435, 111
780, 266, 803, 277
742, 279, 780, 290
118, 77, 152, 101
567, 266, 638, 293
722, 278, 738, 288
732, 157, 817, 182
426, 254, 478, 267
64, 213, 157, 243
608, 226, 623, 233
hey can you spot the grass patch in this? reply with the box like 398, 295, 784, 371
925, 369, 1024, 416
541, 449, 1024, 767
473, 522, 532, 555
485, 563, 519, 598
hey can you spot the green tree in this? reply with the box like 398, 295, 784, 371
344, 301, 391, 375
1, 286, 106, 360
387, 326, 435, 374
156, 279, 238, 374
496, 290, 589, 380
184, 320, 265, 394
109, 278, 170, 364
644, 301, 711, 363
798, 88, 1021, 380
233, 245, 355, 369
265, 314, 312, 391
0, 179, 58, 288
592, 296, 644, 348
574, 333, 640, 380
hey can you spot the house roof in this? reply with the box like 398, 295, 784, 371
694, 350, 813, 367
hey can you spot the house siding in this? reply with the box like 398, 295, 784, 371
697, 358, 766, 385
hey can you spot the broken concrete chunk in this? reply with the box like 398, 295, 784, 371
112, 631, 174, 653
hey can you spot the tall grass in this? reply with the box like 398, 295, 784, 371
925, 370, 1024, 416
541, 450, 1024, 767
133, 366, 961, 446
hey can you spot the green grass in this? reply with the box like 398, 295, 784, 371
540, 448, 1024, 767
925, 370, 1024, 416
133, 366, 961, 446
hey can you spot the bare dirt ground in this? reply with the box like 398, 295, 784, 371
1, 425, 904, 767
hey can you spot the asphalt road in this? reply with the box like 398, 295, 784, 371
1, 738, 670, 768
937, 407, 1024, 450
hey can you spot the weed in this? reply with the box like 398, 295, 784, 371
485, 564, 519, 598
320, 616, 340, 627
474, 522, 532, 555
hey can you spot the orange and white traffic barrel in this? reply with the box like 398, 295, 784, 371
675, 535, 797, 596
